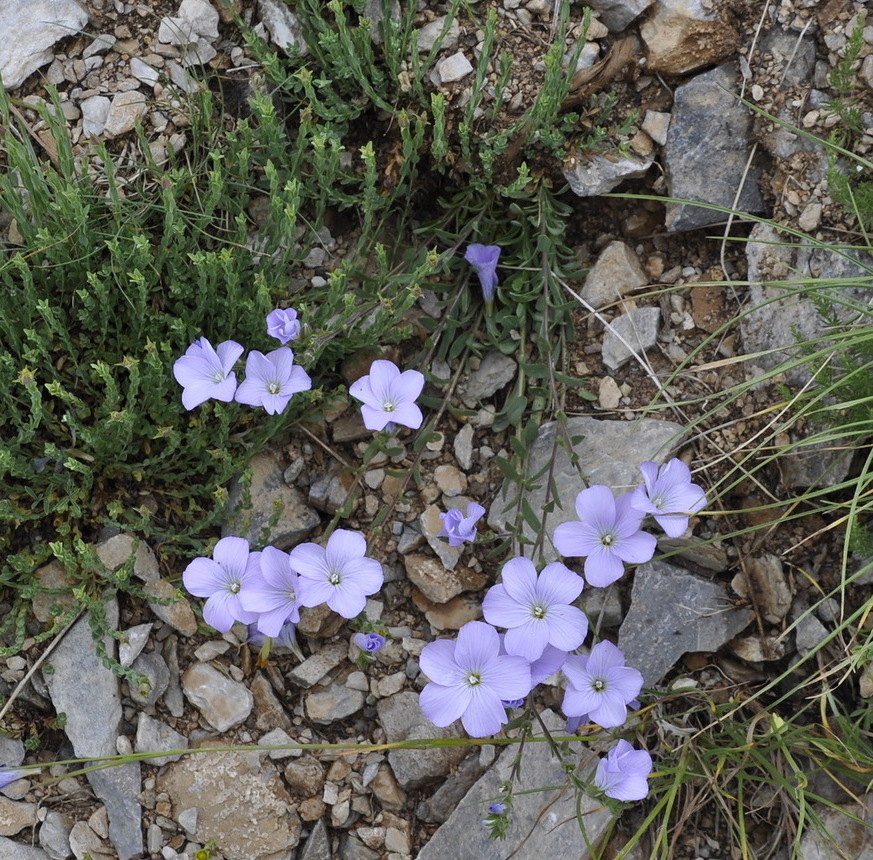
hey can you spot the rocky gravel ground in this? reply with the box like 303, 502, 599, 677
2, 0, 873, 859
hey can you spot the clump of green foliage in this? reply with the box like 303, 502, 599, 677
1, 0, 624, 650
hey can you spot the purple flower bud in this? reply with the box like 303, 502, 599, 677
438, 502, 486, 546
487, 803, 507, 814
266, 308, 301, 344
501, 698, 525, 709
464, 244, 501, 308
353, 632, 386, 653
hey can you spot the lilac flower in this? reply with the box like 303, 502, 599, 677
483, 558, 587, 662
247, 620, 305, 661
419, 621, 531, 737
266, 308, 301, 344
553, 486, 657, 587
349, 359, 425, 432
289, 529, 384, 619
182, 536, 259, 633
353, 632, 386, 653
630, 458, 707, 538
234, 347, 312, 414
173, 337, 244, 410
595, 740, 653, 801
561, 640, 643, 729
439, 502, 486, 546
0, 768, 25, 790
239, 546, 303, 637
464, 244, 501, 307
488, 803, 507, 814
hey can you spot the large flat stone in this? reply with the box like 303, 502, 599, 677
417, 711, 612, 860
619, 559, 753, 685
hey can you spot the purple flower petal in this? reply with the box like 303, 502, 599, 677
420, 681, 472, 727
420, 638, 461, 685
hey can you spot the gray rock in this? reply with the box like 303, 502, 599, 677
144, 579, 198, 637
563, 150, 653, 197
339, 833, 380, 860
796, 793, 873, 860
488, 416, 687, 561
453, 424, 475, 470
416, 750, 487, 823
0, 796, 37, 835
741, 222, 873, 487
0, 737, 24, 771
299, 818, 332, 860
181, 662, 253, 732
119, 622, 152, 667
158, 750, 301, 860
41, 602, 143, 860
640, 0, 738, 76
130, 56, 160, 87
68, 821, 109, 858
135, 713, 188, 766
94, 534, 159, 581
641, 110, 671, 145
104, 91, 148, 138
0, 0, 89, 91
129, 651, 170, 708
81, 95, 111, 137
584, 0, 652, 30
0, 836, 51, 860
305, 685, 365, 725
364, 0, 401, 45
257, 0, 308, 55
760, 27, 816, 90
582, 240, 649, 310
460, 352, 517, 406
602, 306, 661, 373
83, 34, 115, 58
251, 672, 293, 732
795, 613, 828, 658
418, 16, 460, 52
664, 63, 764, 231
309, 461, 359, 515
39, 810, 73, 860
418, 711, 611, 860
619, 559, 753, 685
403, 552, 484, 603
376, 692, 467, 789
434, 52, 473, 85
178, 0, 219, 39
257, 727, 299, 760
287, 640, 347, 689
730, 554, 793, 624
87, 765, 142, 860
224, 451, 321, 549
161, 636, 186, 718
283, 754, 325, 795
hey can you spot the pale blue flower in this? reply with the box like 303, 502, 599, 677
419, 621, 531, 737
173, 337, 244, 410
595, 740, 652, 801
630, 458, 707, 537
349, 359, 425, 431
234, 347, 312, 414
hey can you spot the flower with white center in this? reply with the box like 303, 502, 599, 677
483, 557, 587, 662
